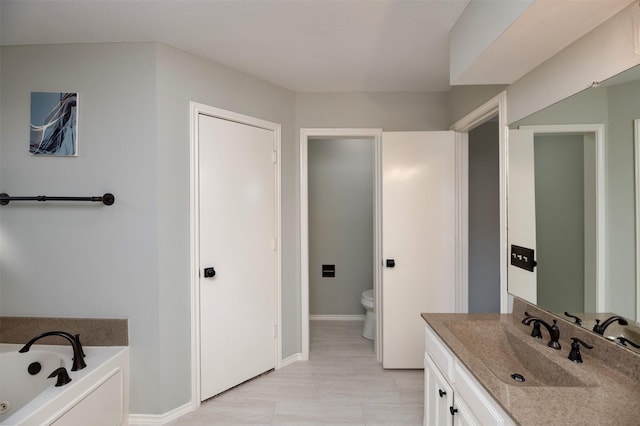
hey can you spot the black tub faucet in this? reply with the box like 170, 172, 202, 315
522, 313, 561, 350
19, 331, 86, 371
592, 315, 628, 335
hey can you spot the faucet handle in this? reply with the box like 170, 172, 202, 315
568, 337, 593, 363
617, 336, 640, 349
564, 312, 583, 325
48, 367, 72, 386
530, 321, 543, 338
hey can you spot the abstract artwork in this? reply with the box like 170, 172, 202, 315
30, 92, 78, 156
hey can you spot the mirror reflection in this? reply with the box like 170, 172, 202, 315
508, 64, 640, 348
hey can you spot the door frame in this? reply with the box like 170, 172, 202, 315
450, 91, 509, 313
300, 128, 383, 362
519, 123, 606, 312
189, 102, 282, 408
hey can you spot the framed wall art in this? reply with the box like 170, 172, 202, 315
30, 91, 78, 156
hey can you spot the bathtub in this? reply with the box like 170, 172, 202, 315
0, 343, 128, 425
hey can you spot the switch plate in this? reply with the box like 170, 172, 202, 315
510, 245, 537, 272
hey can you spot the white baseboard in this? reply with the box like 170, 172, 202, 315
309, 314, 365, 321
128, 402, 192, 425
281, 352, 304, 367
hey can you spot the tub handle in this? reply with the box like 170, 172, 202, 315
48, 367, 72, 387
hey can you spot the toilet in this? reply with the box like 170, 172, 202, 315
360, 289, 375, 340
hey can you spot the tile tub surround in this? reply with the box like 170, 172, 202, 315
0, 316, 128, 346
422, 308, 640, 426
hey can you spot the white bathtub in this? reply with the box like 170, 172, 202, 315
0, 343, 129, 425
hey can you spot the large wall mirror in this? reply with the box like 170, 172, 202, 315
507, 64, 640, 346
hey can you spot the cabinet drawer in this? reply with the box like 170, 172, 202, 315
425, 325, 454, 382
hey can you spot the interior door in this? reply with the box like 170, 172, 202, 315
507, 129, 537, 304
198, 114, 276, 400
382, 131, 456, 369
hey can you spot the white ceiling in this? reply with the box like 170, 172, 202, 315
0, 0, 471, 93
1, 1, 634, 93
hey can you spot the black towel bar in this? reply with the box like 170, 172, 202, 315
0, 193, 115, 206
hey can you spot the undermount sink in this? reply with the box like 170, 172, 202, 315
445, 320, 588, 387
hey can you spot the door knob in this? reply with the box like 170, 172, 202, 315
203, 267, 216, 278
386, 259, 395, 268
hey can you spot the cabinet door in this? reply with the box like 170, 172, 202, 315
452, 396, 480, 426
424, 355, 453, 426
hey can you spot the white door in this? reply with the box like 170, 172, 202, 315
507, 129, 537, 304
382, 131, 456, 369
198, 114, 276, 400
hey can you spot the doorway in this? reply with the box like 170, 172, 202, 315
450, 92, 509, 313
307, 136, 375, 322
468, 117, 501, 313
516, 124, 605, 313
300, 128, 383, 361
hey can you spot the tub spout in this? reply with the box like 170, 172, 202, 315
19, 331, 86, 371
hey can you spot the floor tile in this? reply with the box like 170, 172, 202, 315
172, 320, 423, 425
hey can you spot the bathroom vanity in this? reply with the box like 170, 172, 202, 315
424, 324, 512, 425
422, 299, 640, 425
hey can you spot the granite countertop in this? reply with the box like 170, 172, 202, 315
422, 311, 640, 426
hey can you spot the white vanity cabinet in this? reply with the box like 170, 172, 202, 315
424, 325, 514, 426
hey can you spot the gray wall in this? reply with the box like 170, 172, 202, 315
534, 134, 585, 314
0, 42, 297, 415
154, 44, 297, 411
296, 92, 450, 131
0, 43, 161, 412
468, 120, 500, 313
448, 85, 506, 125
308, 138, 374, 315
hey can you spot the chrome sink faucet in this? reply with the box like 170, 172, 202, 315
592, 315, 628, 335
522, 312, 561, 350
19, 331, 86, 371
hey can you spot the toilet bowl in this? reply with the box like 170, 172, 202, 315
361, 289, 375, 340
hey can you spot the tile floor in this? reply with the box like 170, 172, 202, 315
170, 320, 424, 425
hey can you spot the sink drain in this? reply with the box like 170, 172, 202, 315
0, 401, 10, 415
511, 373, 526, 383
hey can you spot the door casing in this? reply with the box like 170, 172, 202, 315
189, 102, 282, 409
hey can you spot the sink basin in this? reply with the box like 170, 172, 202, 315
445, 320, 588, 387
